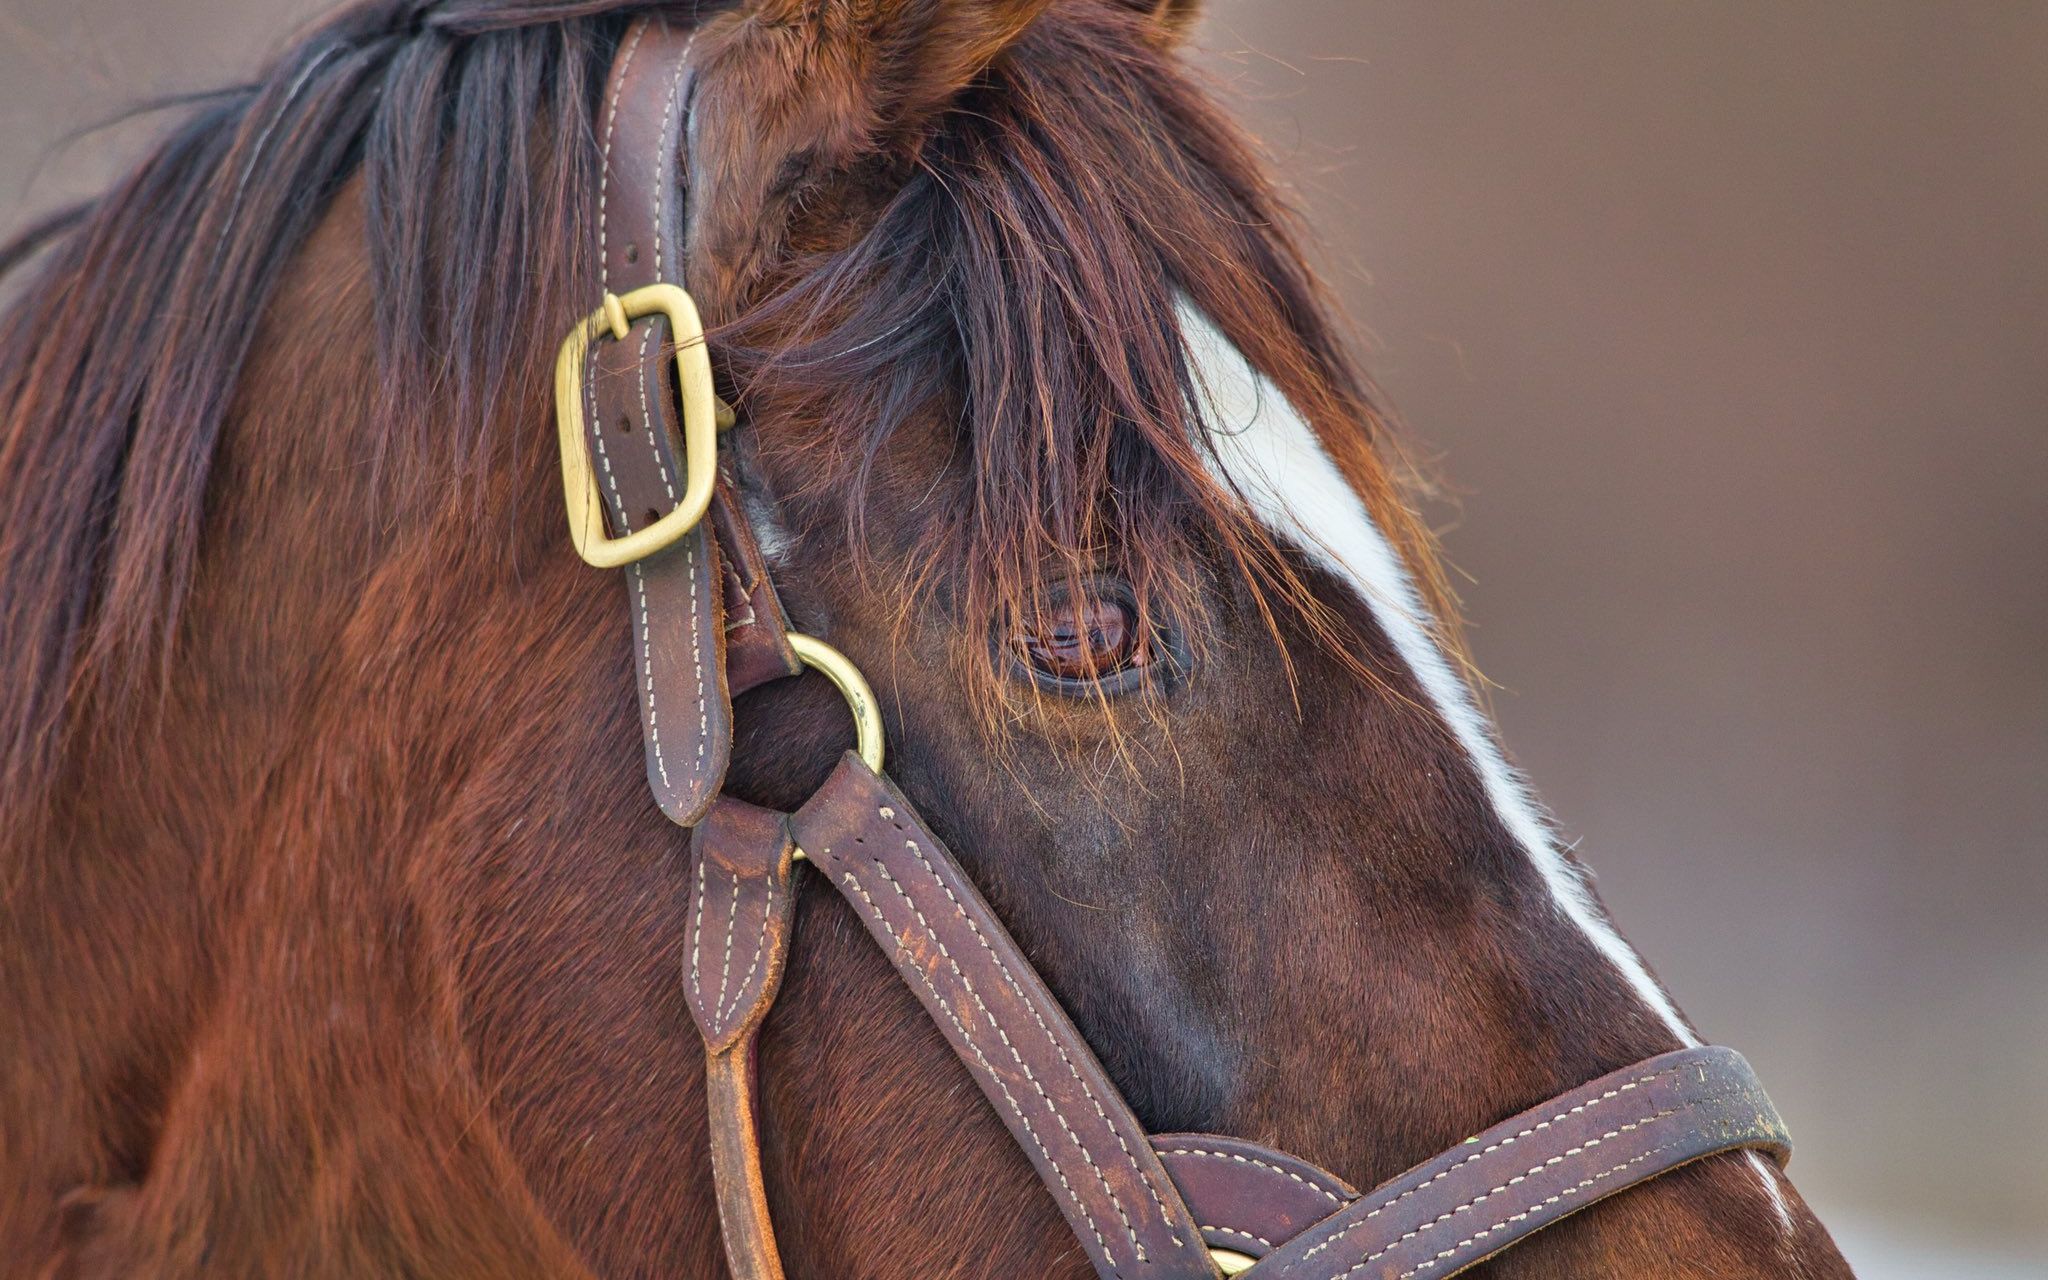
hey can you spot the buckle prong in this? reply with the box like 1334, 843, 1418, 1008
601, 291, 631, 341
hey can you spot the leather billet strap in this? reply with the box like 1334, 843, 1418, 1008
792, 753, 1217, 1280
587, 19, 804, 1280
584, 19, 800, 828
683, 797, 800, 1280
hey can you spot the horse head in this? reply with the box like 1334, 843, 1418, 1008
0, 2, 1853, 1276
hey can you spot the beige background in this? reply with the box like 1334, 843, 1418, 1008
4, 1, 2044, 1273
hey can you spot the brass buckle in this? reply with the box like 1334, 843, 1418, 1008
553, 283, 720, 569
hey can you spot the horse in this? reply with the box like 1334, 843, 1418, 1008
0, 0, 1856, 1276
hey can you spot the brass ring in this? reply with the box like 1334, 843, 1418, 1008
787, 632, 885, 776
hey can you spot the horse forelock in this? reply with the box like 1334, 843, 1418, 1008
703, 0, 1467, 736
0, 0, 1465, 828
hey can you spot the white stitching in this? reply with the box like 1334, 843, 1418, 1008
632, 328, 680, 509
718, 873, 776, 1029
586, 386, 626, 522
865, 855, 1149, 1262
1393, 1141, 1687, 1280
651, 32, 696, 284
688, 851, 707, 999
596, 21, 648, 292
630, 563, 671, 791
1315, 1105, 1681, 1280
1293, 1064, 1682, 1263
840, 867, 1121, 1278
713, 862, 741, 1021
627, 327, 692, 789
1203, 1225, 1274, 1250
1159, 1147, 1348, 1207
891, 820, 1184, 1246
580, 318, 674, 797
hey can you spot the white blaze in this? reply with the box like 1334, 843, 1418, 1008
1176, 298, 1700, 1046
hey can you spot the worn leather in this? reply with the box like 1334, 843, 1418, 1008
1151, 1135, 1359, 1263
585, 21, 805, 1280
685, 797, 799, 1280
791, 753, 1216, 1280
684, 797, 799, 1054
711, 465, 803, 698
583, 19, 731, 827
1240, 1046, 1790, 1280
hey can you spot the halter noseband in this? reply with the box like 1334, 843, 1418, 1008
554, 18, 1792, 1279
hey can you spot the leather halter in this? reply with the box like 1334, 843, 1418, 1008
560, 19, 1793, 1279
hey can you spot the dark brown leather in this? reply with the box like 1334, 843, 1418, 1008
588, 20, 805, 1279
790, 752, 1215, 1280
684, 797, 799, 1053
711, 467, 802, 698
1150, 1135, 1358, 1263
685, 797, 799, 1280
583, 19, 731, 827
1240, 1046, 1790, 1280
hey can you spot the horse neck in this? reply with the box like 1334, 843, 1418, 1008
15, 180, 624, 1274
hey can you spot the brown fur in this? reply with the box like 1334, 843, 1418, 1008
0, 1, 1851, 1276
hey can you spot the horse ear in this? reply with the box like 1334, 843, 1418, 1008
688, 0, 1058, 308
1114, 0, 1202, 45
743, 0, 1058, 127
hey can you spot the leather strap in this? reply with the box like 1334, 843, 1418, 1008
791, 753, 1216, 1280
683, 797, 800, 1280
585, 19, 737, 827
1150, 1135, 1359, 1264
586, 19, 803, 1280
711, 463, 803, 698
1239, 1046, 1789, 1280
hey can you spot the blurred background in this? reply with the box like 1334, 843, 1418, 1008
3, 0, 2043, 1273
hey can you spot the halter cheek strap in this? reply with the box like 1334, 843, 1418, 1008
578, 20, 801, 828
568, 18, 1795, 1280
792, 754, 1216, 1278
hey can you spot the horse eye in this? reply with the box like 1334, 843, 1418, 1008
1015, 593, 1155, 692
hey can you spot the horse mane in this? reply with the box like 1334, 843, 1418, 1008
0, 0, 1461, 831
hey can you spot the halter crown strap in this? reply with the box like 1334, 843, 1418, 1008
579, 18, 801, 828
